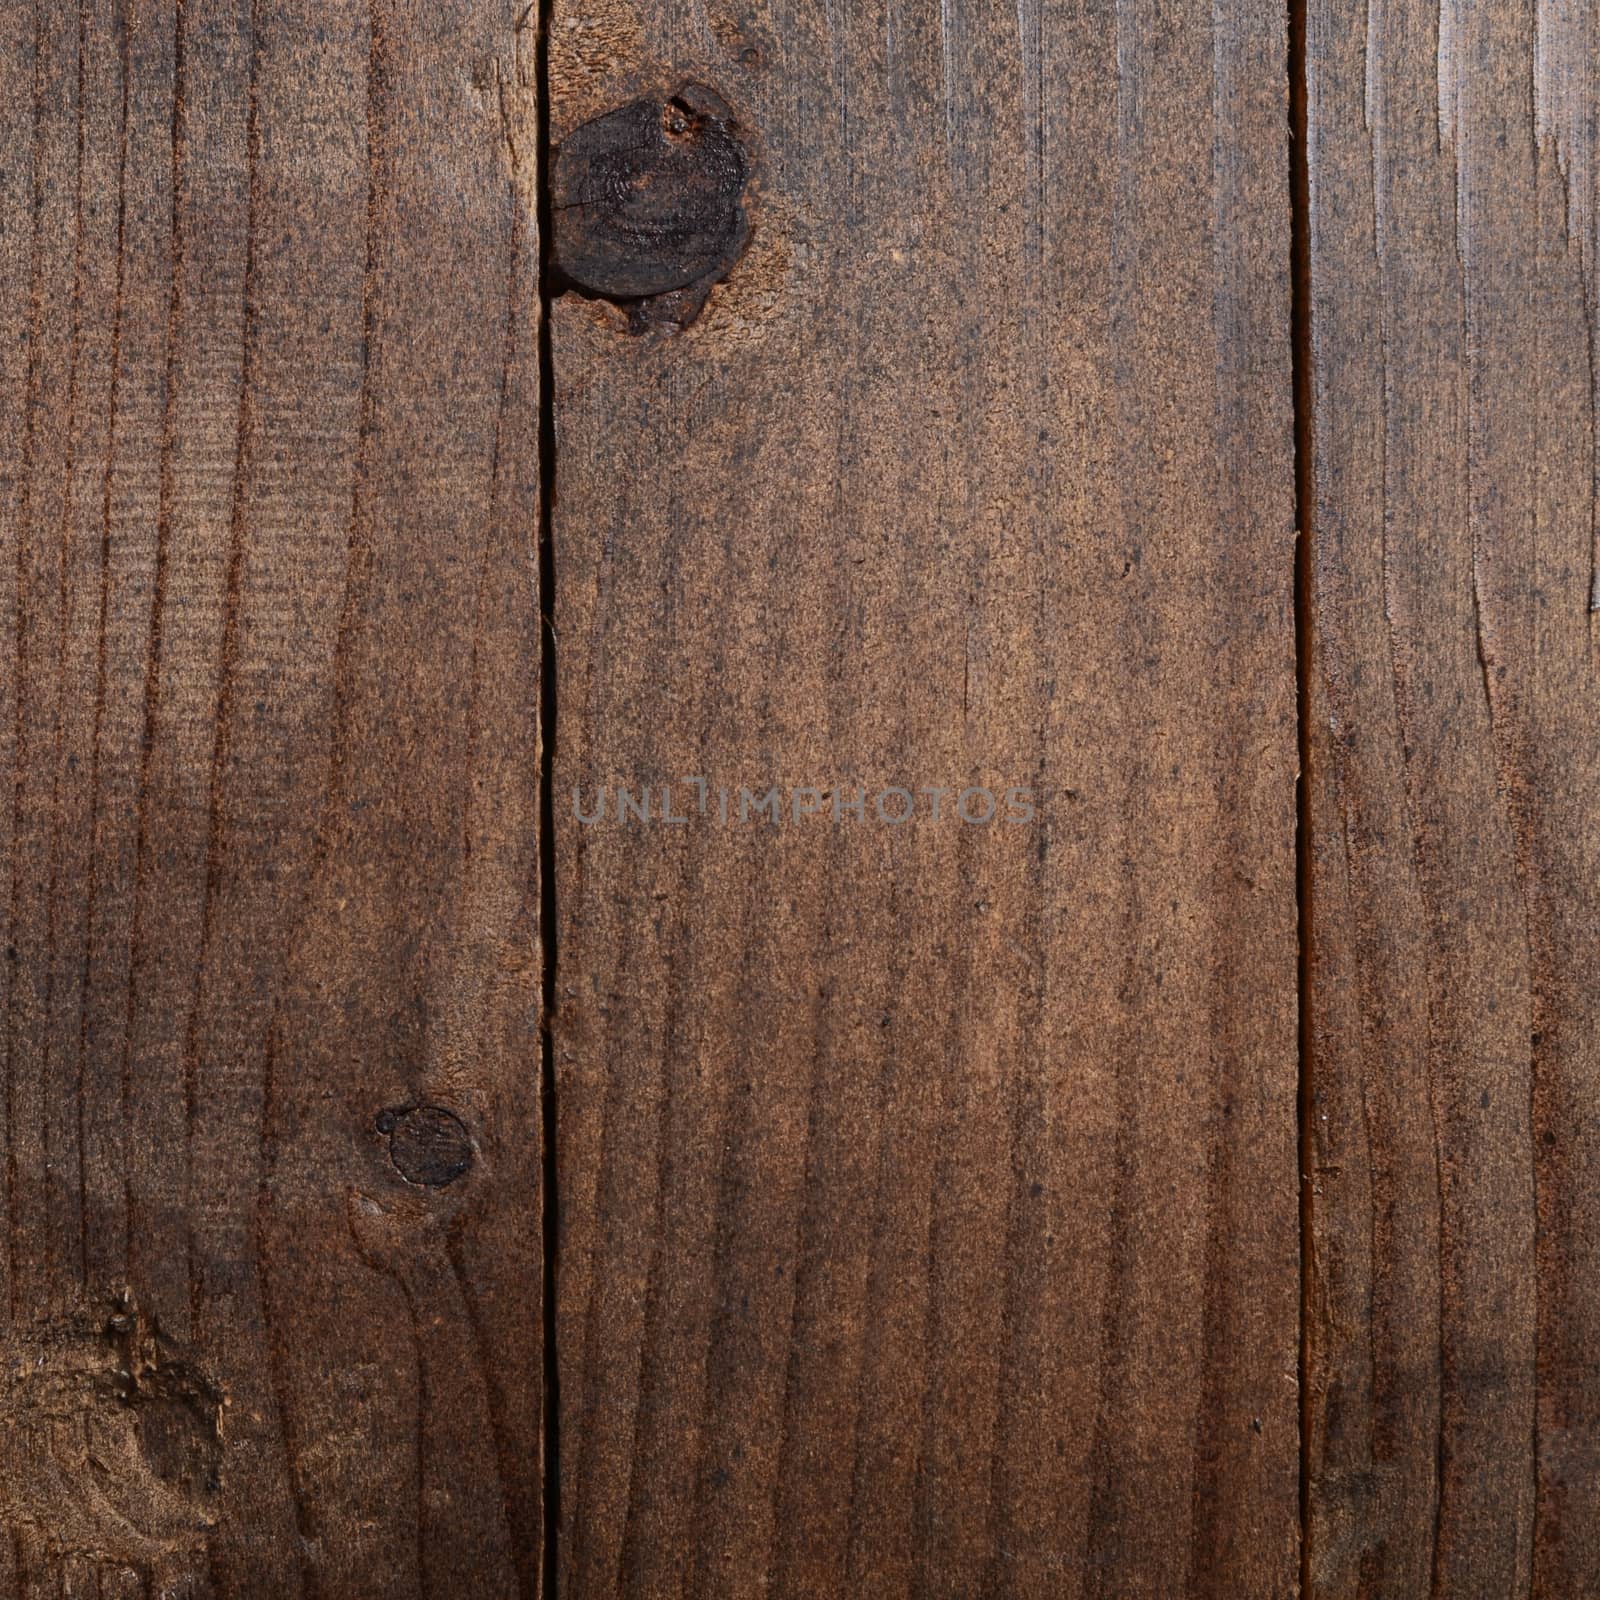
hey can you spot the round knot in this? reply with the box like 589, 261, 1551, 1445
552, 83, 751, 303
376, 1105, 475, 1188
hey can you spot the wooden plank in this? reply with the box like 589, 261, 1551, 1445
1303, 0, 1600, 1592
547, 1, 1301, 1593
0, 0, 543, 1592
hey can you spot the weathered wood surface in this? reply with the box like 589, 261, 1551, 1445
21, 0, 1600, 1589
547, 0, 1300, 1594
0, 0, 543, 1593
1303, 0, 1600, 1593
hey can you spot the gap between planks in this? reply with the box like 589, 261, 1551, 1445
535, 0, 561, 1582
1288, 0, 1317, 1589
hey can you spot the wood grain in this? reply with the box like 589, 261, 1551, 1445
547, 0, 1301, 1594
1303, 0, 1600, 1593
0, 0, 543, 1592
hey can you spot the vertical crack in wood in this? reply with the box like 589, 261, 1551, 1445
1288, 0, 1316, 1591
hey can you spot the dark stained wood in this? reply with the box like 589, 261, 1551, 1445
548, 0, 1301, 1594
0, 0, 543, 1592
1303, 0, 1600, 1593
32, 0, 1600, 1589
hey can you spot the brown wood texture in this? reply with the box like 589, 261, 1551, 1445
547, 1, 1301, 1594
0, 0, 543, 1593
1303, 0, 1600, 1594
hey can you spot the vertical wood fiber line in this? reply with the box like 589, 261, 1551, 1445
1304, 0, 1600, 1593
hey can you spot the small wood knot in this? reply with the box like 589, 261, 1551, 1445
377, 1105, 475, 1188
551, 82, 751, 326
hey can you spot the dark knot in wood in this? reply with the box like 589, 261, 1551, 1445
551, 83, 751, 323
377, 1104, 476, 1188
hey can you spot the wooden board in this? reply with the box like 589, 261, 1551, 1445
546, 1, 1301, 1593
1303, 0, 1600, 1592
32, 0, 1600, 1590
0, 0, 543, 1592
